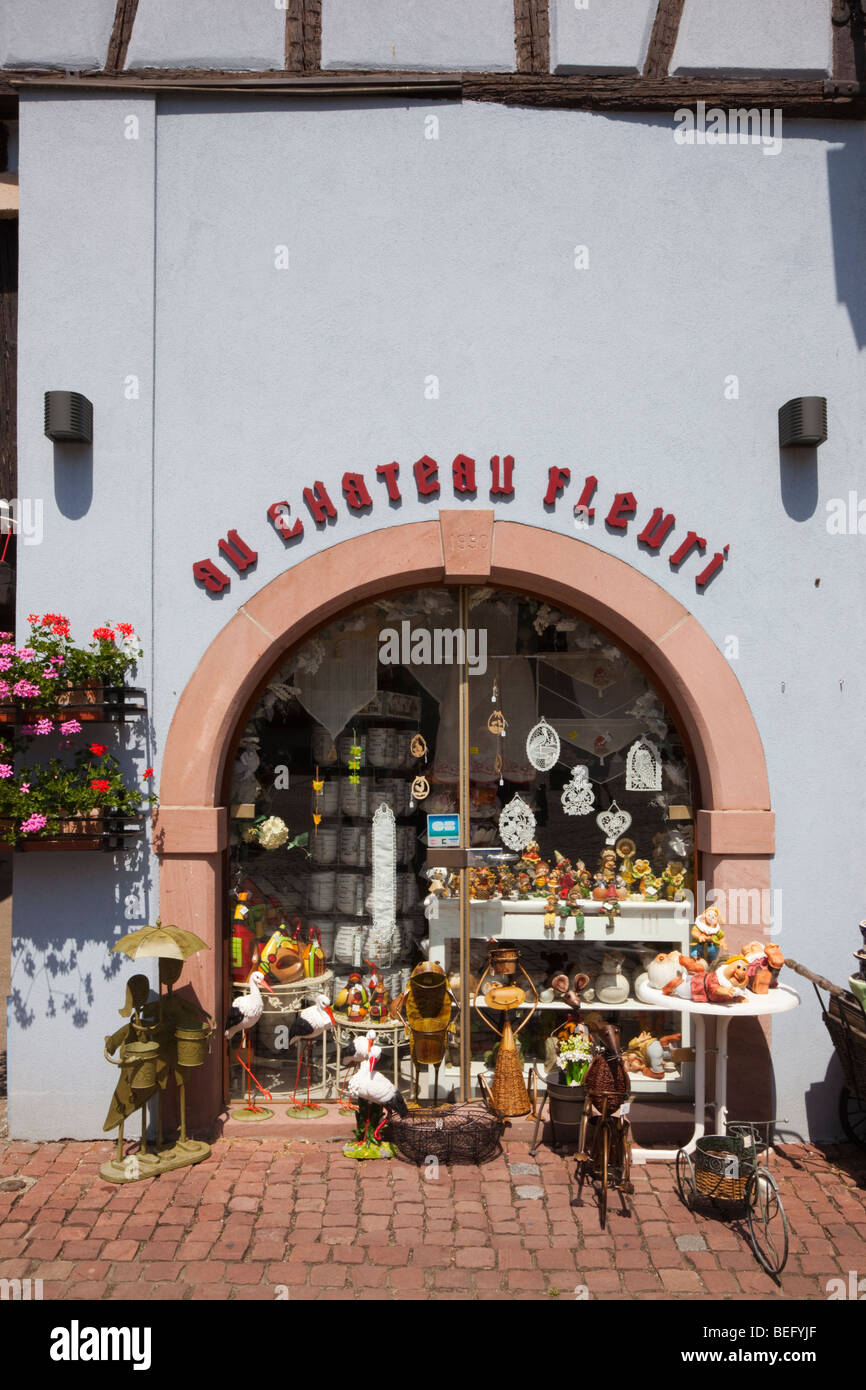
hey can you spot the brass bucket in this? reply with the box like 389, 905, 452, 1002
410, 1021, 450, 1065
121, 1039, 161, 1091
175, 1024, 211, 1068
490, 946, 519, 975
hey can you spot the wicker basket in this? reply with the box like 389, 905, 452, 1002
584, 1053, 630, 1116
388, 1101, 506, 1166
694, 1134, 752, 1201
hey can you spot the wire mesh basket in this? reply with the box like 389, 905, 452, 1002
388, 1101, 506, 1166
694, 1133, 753, 1202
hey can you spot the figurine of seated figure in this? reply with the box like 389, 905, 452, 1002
625, 1031, 683, 1079
690, 906, 726, 965
742, 940, 785, 993
661, 955, 749, 1005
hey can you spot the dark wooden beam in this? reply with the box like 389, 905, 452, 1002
515, 0, 550, 75
832, 0, 866, 87
105, 0, 140, 73
643, 0, 686, 78
287, 0, 322, 73
3, 70, 864, 118
0, 221, 17, 526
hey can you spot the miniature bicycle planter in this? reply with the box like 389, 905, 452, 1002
786, 957, 866, 1149
676, 1120, 789, 1276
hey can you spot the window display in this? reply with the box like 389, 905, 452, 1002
226, 585, 698, 1136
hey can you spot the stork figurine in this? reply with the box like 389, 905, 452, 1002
287, 993, 336, 1115
225, 970, 275, 1116
338, 1029, 377, 1110
348, 1043, 408, 1145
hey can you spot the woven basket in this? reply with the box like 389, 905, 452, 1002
490, 1021, 532, 1118
694, 1134, 752, 1201
388, 1102, 506, 1166
584, 1053, 631, 1116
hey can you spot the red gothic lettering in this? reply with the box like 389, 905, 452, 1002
575, 475, 598, 520
218, 529, 258, 572
376, 461, 401, 502
342, 472, 373, 510
669, 530, 707, 569
303, 481, 338, 524
543, 466, 570, 506
637, 507, 676, 551
695, 545, 730, 589
452, 454, 476, 494
193, 559, 231, 593
267, 501, 304, 541
606, 492, 637, 530
414, 455, 440, 497
490, 454, 515, 497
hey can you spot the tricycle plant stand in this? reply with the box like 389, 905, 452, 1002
786, 957, 866, 1149
676, 1120, 789, 1276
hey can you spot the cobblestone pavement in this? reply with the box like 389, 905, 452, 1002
0, 1137, 864, 1301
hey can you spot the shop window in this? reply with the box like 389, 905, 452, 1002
226, 586, 696, 1112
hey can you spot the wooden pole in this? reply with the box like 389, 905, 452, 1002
458, 586, 471, 1102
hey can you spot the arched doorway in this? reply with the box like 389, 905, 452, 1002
157, 513, 774, 1128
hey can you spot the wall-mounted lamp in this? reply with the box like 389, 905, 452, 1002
44, 391, 93, 444
778, 397, 827, 449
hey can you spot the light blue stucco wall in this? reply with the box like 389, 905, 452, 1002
11, 91, 866, 1140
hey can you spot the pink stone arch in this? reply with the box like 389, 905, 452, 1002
157, 514, 773, 1126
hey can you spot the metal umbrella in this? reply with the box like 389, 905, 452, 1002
112, 919, 210, 962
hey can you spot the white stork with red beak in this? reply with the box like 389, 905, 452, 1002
225, 970, 275, 1113
347, 1043, 409, 1141
287, 993, 336, 1111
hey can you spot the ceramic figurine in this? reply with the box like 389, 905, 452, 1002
471, 866, 497, 900
742, 940, 785, 993
690, 906, 727, 965
661, 955, 749, 1005
624, 1030, 683, 1079
616, 837, 636, 887
516, 870, 534, 899
553, 852, 574, 894
662, 861, 686, 900
646, 950, 685, 991
345, 972, 370, 1022
631, 858, 651, 896
497, 867, 517, 900
366, 961, 388, 1020
594, 951, 630, 1004
424, 866, 452, 914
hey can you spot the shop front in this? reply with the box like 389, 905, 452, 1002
156, 513, 774, 1143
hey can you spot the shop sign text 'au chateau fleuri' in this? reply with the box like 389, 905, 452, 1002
192, 455, 729, 595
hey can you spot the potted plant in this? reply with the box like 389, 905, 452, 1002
0, 740, 156, 849
0, 615, 143, 723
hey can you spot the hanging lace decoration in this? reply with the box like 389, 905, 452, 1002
498, 794, 536, 851
596, 801, 633, 847
625, 736, 662, 792
371, 803, 397, 941
561, 765, 595, 816
525, 716, 561, 772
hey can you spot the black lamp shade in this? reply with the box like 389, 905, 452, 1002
778, 397, 827, 448
44, 391, 93, 444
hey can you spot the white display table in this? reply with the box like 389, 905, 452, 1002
633, 975, 800, 1153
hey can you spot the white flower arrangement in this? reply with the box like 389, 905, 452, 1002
256, 816, 290, 850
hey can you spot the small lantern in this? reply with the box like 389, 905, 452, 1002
778, 397, 827, 448
44, 391, 93, 443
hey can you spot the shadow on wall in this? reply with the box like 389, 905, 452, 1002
53, 441, 93, 520
803, 1050, 853, 1145
828, 135, 866, 351
9, 842, 155, 1032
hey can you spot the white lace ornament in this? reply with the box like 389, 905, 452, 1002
596, 801, 632, 846
498, 794, 536, 851
561, 765, 595, 816
625, 737, 662, 792
371, 804, 397, 938
525, 716, 561, 773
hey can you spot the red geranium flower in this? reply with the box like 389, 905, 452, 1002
116, 622, 135, 637
89, 743, 108, 756
92, 627, 115, 643
143, 767, 154, 779
90, 778, 111, 794
51, 622, 70, 638
28, 613, 40, 622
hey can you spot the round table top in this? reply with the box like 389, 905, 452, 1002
333, 1014, 405, 1033
634, 973, 800, 1017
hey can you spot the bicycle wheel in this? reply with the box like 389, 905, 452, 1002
676, 1148, 697, 1210
745, 1167, 788, 1275
598, 1122, 609, 1229
839, 1087, 866, 1149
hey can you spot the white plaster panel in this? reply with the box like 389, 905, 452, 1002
125, 0, 286, 71
0, 0, 117, 70
672, 0, 833, 79
321, 0, 516, 72
549, 0, 657, 76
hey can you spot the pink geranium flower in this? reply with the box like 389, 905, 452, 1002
0, 764, 12, 778
16, 648, 36, 662
12, 680, 41, 698
0, 681, 10, 698
34, 719, 53, 736
59, 719, 82, 735
20, 814, 47, 834
0, 659, 11, 672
